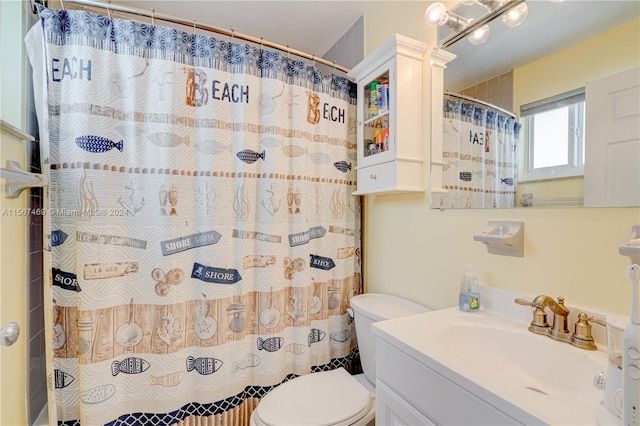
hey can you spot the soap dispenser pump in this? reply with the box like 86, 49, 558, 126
459, 265, 480, 312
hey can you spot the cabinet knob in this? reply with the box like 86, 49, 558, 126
370, 174, 377, 180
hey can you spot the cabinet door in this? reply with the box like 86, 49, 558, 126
376, 381, 436, 426
357, 58, 395, 168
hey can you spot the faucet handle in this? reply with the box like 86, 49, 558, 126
515, 298, 536, 308
514, 298, 549, 331
587, 315, 607, 327
571, 312, 598, 350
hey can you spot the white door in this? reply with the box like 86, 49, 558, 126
584, 66, 640, 207
0, 128, 30, 426
0, 2, 31, 424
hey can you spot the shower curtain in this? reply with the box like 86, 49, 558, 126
27, 6, 360, 425
433, 96, 521, 209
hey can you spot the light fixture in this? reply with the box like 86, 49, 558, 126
476, 0, 503, 11
424, 0, 533, 47
424, 2, 447, 26
468, 24, 490, 45
502, 2, 528, 27
424, 2, 471, 32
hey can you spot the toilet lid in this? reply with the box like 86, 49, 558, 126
256, 368, 373, 426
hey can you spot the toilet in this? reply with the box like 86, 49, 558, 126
250, 293, 430, 426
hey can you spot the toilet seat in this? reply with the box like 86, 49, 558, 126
253, 368, 374, 426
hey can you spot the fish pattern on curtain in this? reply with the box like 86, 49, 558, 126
29, 6, 360, 426
432, 96, 521, 209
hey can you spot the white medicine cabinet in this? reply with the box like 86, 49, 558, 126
348, 34, 430, 195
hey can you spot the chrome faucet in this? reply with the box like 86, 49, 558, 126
515, 295, 571, 343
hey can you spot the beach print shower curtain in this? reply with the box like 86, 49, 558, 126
27, 6, 360, 425
433, 96, 521, 208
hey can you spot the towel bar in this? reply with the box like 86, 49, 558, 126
1, 160, 48, 198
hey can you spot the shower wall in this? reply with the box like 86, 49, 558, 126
460, 70, 514, 113
275, 15, 363, 82
27, 133, 47, 423
25, 4, 47, 424
322, 16, 365, 70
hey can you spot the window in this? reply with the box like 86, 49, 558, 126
520, 88, 585, 181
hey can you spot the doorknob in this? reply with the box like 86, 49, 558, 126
0, 322, 20, 346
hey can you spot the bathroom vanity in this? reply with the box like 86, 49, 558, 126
372, 289, 611, 425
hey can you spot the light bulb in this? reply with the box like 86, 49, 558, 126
468, 24, 490, 45
424, 2, 449, 27
502, 3, 528, 27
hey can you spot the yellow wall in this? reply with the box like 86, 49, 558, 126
514, 18, 640, 203
362, 3, 640, 316
514, 18, 640, 108
0, 1, 29, 425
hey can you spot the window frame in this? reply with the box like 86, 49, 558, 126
519, 88, 585, 182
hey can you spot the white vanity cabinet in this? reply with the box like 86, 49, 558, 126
372, 291, 610, 425
348, 34, 428, 195
374, 337, 522, 425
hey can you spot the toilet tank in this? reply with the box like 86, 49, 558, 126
350, 293, 430, 384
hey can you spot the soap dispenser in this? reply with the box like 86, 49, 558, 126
459, 265, 480, 312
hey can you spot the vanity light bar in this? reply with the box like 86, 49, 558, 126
440, 0, 527, 47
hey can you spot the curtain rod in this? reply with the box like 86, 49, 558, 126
444, 91, 517, 119
31, 0, 350, 73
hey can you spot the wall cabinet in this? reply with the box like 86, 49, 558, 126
348, 34, 428, 195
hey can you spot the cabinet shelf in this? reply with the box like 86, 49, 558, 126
364, 111, 390, 126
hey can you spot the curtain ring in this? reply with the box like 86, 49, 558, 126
259, 37, 264, 51
59, 0, 65, 11
106, 0, 112, 20
286, 45, 290, 60
229, 28, 235, 44
311, 54, 316, 68
151, 8, 155, 26
193, 19, 196, 36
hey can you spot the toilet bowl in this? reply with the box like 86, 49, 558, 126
250, 293, 429, 426
250, 368, 375, 426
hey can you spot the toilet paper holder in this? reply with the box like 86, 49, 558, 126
473, 220, 525, 257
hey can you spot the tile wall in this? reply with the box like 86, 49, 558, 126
321, 16, 365, 72
459, 70, 515, 113
26, 39, 47, 424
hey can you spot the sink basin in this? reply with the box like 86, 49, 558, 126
441, 323, 604, 404
372, 307, 609, 425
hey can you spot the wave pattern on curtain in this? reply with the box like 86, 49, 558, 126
433, 96, 521, 209
30, 7, 360, 426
